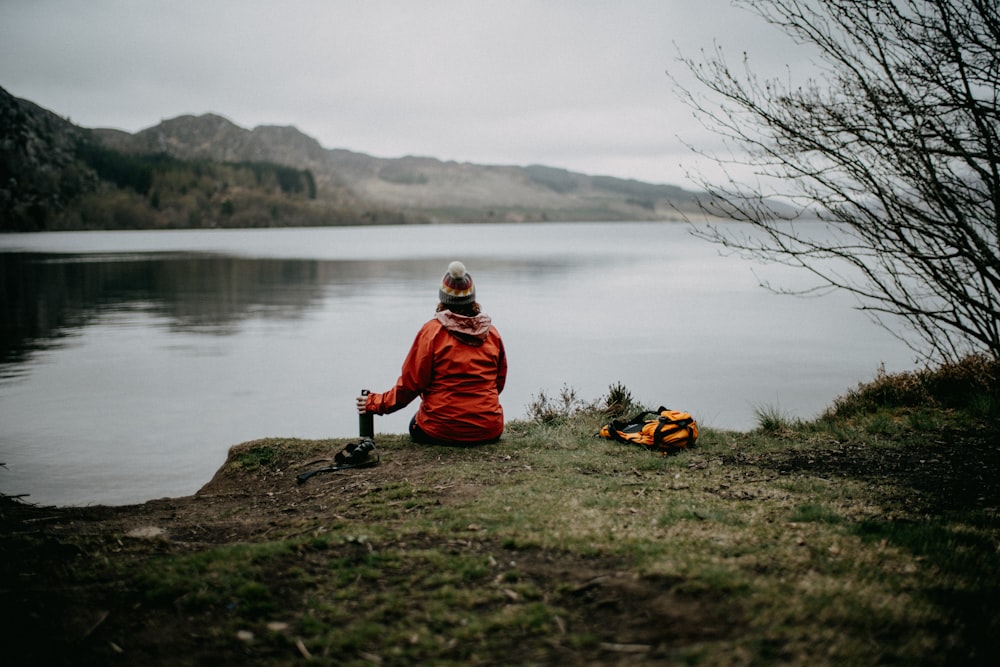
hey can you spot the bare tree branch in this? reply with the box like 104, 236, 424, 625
671, 0, 1000, 362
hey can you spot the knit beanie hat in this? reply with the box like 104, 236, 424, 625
439, 261, 476, 306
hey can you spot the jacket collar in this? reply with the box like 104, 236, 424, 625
435, 310, 492, 344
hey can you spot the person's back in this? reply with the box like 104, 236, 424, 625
358, 261, 506, 446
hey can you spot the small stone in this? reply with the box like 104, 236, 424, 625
126, 526, 165, 539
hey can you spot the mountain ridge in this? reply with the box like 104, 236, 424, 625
2, 86, 711, 230
96, 111, 706, 223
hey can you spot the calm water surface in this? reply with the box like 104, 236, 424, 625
0, 222, 917, 506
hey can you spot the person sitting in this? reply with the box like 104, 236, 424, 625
357, 261, 507, 446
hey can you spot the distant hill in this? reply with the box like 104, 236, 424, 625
2, 86, 711, 231
96, 113, 706, 224
1, 88, 95, 230
1, 88, 399, 231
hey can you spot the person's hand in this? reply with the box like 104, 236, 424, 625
356, 392, 370, 414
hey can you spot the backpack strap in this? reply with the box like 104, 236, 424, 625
652, 412, 696, 451
603, 418, 650, 448
605, 419, 634, 444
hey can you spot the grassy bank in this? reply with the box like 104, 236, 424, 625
2, 358, 999, 665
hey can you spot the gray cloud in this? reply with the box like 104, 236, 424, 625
1, 0, 814, 186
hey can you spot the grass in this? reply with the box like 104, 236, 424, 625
3, 357, 999, 665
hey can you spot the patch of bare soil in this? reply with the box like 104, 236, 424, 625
752, 427, 1000, 513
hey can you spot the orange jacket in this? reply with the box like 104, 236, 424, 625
365, 314, 507, 443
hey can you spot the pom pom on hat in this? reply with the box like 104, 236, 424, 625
439, 260, 476, 306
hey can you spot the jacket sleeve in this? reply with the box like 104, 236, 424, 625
366, 322, 437, 415
495, 333, 507, 394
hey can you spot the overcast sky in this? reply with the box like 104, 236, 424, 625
1, 0, 815, 187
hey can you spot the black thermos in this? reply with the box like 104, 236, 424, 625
359, 389, 374, 438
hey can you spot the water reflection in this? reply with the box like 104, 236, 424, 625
1, 252, 447, 368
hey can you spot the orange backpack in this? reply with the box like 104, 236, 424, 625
599, 407, 698, 455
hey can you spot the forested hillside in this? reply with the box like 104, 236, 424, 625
2, 86, 713, 231
1, 87, 416, 231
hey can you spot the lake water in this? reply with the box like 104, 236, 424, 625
0, 222, 917, 506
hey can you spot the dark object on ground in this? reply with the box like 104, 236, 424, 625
295, 439, 378, 484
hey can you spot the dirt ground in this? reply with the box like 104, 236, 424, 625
3, 427, 999, 666
2, 441, 749, 666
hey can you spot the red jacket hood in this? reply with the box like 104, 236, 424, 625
434, 310, 493, 344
